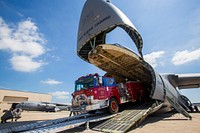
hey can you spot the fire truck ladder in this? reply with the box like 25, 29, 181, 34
93, 101, 163, 133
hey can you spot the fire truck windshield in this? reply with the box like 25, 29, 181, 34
75, 76, 95, 92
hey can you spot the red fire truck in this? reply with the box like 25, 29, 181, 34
71, 73, 146, 114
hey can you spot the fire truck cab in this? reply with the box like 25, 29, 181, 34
71, 73, 146, 114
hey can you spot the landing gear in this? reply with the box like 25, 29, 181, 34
180, 95, 193, 112
109, 98, 119, 114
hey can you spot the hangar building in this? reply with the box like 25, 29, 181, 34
0, 89, 52, 112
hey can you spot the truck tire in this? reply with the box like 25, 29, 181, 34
109, 98, 119, 114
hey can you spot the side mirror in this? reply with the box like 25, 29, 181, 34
99, 76, 103, 84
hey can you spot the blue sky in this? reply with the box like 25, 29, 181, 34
0, 0, 200, 104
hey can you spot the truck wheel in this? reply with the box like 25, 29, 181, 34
109, 98, 119, 114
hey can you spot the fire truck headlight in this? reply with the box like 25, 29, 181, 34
88, 96, 94, 100
88, 96, 94, 104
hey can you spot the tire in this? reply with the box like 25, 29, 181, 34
180, 95, 193, 112
108, 98, 119, 114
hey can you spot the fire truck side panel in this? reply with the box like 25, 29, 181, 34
126, 82, 145, 101
93, 87, 108, 100
108, 86, 121, 104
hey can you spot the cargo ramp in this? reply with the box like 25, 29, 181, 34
0, 113, 117, 133
93, 101, 163, 133
0, 102, 162, 133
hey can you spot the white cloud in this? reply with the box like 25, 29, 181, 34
49, 91, 69, 99
144, 51, 165, 68
10, 55, 44, 72
41, 79, 63, 85
170, 9, 200, 66
0, 17, 46, 72
172, 48, 200, 65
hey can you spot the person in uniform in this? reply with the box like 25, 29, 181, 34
1, 107, 22, 123
1, 108, 14, 123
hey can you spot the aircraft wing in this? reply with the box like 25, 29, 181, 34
167, 73, 200, 89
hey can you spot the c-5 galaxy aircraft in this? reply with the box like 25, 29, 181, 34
16, 101, 70, 112
77, 0, 200, 121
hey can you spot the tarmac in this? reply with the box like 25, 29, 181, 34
0, 111, 200, 133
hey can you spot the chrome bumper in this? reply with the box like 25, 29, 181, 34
71, 100, 109, 112
86, 100, 109, 111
